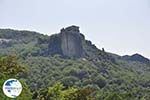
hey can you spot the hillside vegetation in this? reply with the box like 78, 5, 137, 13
0, 26, 150, 100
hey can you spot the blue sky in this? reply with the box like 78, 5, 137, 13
0, 0, 150, 58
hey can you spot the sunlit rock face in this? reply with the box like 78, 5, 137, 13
0, 38, 13, 48
60, 26, 83, 58
0, 38, 12, 44
48, 25, 84, 58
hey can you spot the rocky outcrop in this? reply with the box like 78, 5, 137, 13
48, 25, 83, 58
0, 38, 13, 47
60, 26, 83, 58
0, 38, 12, 44
47, 25, 113, 60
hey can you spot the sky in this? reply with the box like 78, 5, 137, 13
0, 0, 150, 58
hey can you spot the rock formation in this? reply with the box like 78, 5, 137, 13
48, 25, 83, 58
60, 26, 83, 58
0, 38, 12, 44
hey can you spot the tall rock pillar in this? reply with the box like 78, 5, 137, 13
60, 26, 83, 58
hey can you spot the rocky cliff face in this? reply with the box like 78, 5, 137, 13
48, 26, 83, 58
47, 25, 113, 61
0, 38, 12, 44
60, 26, 83, 57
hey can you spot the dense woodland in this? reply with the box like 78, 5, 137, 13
0, 27, 150, 100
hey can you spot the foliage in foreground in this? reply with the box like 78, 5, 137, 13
0, 55, 150, 100
33, 82, 94, 100
0, 55, 32, 100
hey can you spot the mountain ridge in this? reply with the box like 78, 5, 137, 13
0, 26, 149, 62
122, 53, 150, 64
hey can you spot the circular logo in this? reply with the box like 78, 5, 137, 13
2, 79, 22, 98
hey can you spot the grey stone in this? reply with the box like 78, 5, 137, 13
60, 26, 83, 58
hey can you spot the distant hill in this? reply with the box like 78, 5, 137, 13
122, 53, 150, 64
0, 26, 150, 99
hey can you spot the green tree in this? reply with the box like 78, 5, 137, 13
105, 92, 123, 100
0, 55, 32, 100
34, 82, 94, 100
